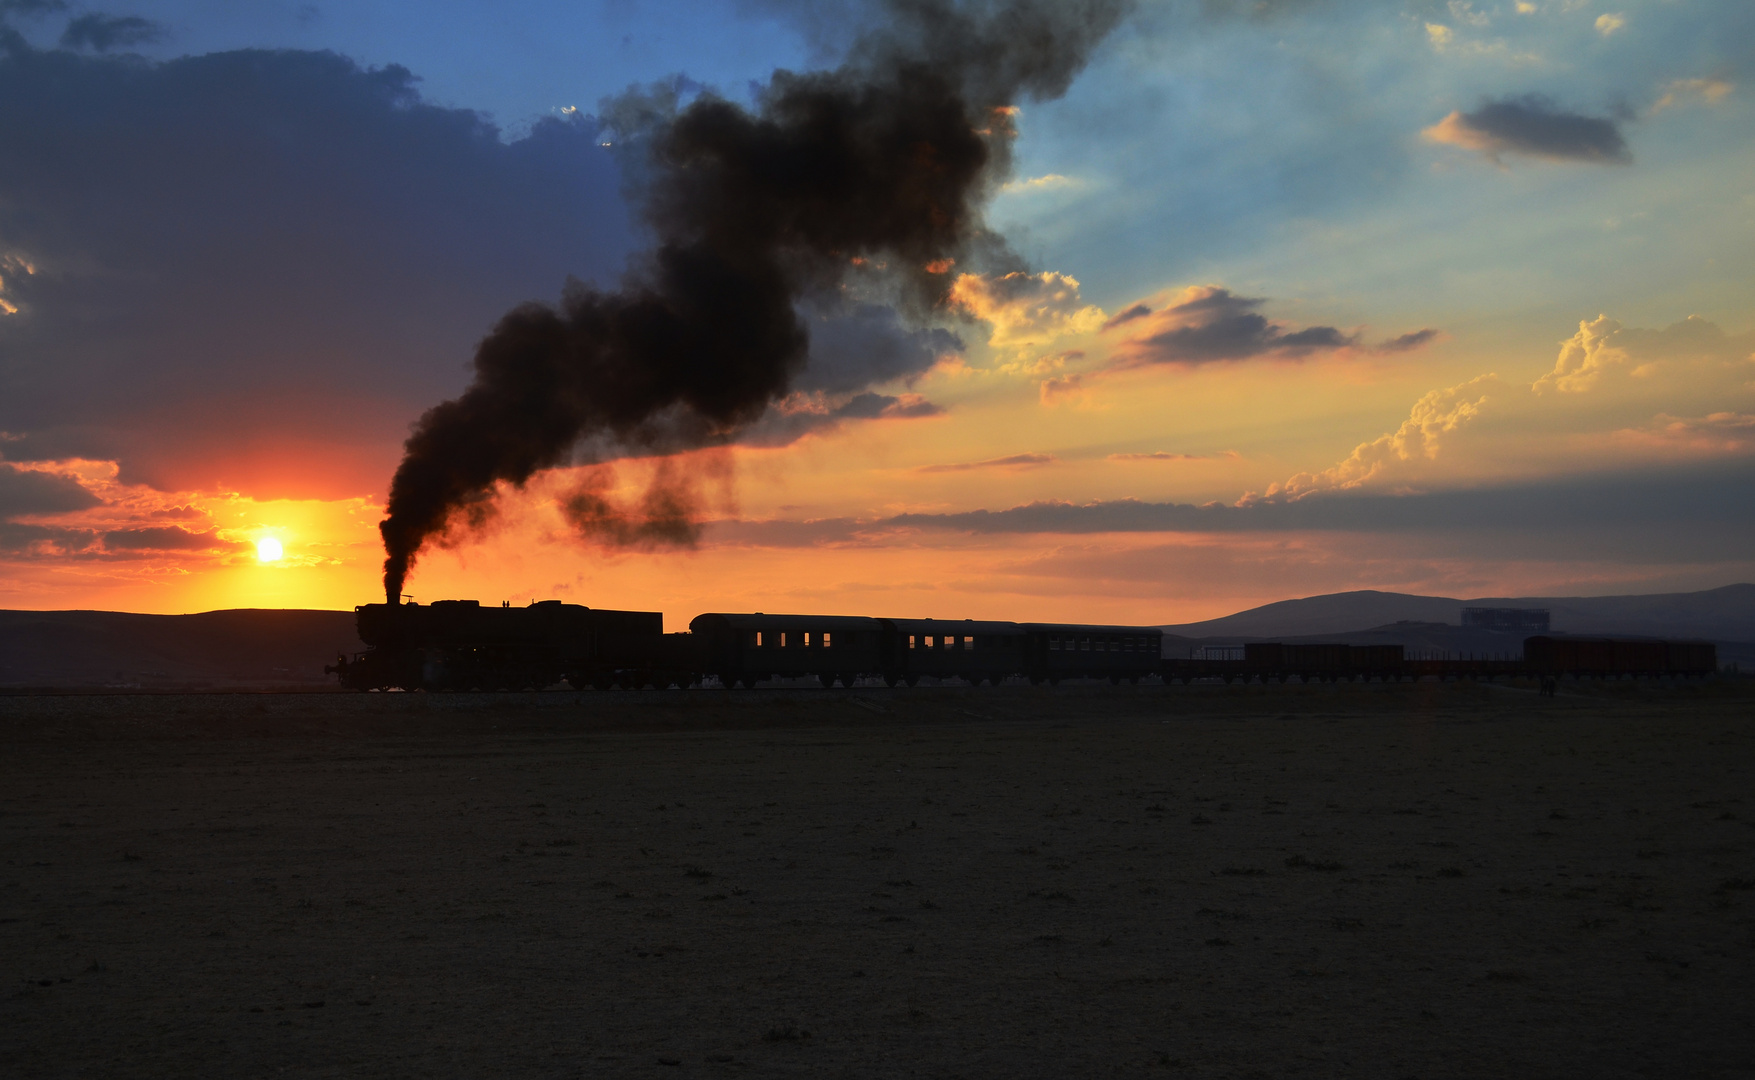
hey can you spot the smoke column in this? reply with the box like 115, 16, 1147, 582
379, 0, 1130, 602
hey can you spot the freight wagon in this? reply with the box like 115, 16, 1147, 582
1523, 636, 1718, 678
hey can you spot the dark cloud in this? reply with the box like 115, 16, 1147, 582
916, 452, 1055, 473
882, 463, 1755, 536
0, 1, 66, 18
0, 521, 92, 557
0, 41, 636, 498
1098, 287, 1435, 370
100, 526, 229, 552
835, 392, 945, 420
0, 464, 101, 516
1113, 287, 1355, 364
696, 462, 1755, 559
795, 301, 963, 393
147, 504, 207, 521
0, 520, 252, 559
0, 430, 77, 463
1426, 95, 1631, 165
1377, 328, 1439, 353
1098, 302, 1152, 331
59, 13, 162, 52
738, 391, 947, 447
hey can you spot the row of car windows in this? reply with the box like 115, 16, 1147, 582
747, 632, 981, 650
745, 631, 1155, 652
750, 631, 834, 648
1048, 635, 1153, 652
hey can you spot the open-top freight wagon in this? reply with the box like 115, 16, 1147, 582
1162, 642, 1414, 684
328, 599, 1719, 691
1164, 638, 1717, 684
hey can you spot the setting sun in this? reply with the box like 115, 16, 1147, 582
255, 536, 283, 562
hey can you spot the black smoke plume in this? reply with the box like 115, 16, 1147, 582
379, 0, 1130, 602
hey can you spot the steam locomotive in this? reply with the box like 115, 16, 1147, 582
325, 598, 1719, 691
327, 599, 1162, 690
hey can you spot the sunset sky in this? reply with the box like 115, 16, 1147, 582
2, 0, 1751, 626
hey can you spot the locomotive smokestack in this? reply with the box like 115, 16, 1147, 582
377, 0, 1131, 599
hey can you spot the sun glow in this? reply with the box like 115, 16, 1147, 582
255, 536, 284, 562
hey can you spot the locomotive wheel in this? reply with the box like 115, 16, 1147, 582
718, 673, 738, 690
838, 673, 857, 688
884, 674, 900, 687
905, 675, 919, 687
740, 675, 758, 689
819, 673, 836, 689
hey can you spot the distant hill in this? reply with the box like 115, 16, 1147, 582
1160, 584, 1755, 643
0, 609, 362, 690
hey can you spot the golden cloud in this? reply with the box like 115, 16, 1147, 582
948, 271, 1106, 350
1247, 314, 1755, 505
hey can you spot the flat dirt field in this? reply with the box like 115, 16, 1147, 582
3, 681, 1752, 1079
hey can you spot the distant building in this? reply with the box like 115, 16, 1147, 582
1461, 607, 1550, 633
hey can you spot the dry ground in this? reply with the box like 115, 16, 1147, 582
3, 681, 1753, 1079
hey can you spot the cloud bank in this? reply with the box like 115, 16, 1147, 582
1424, 95, 1631, 166
0, 38, 640, 498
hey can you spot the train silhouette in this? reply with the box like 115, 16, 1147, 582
326, 599, 1718, 691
